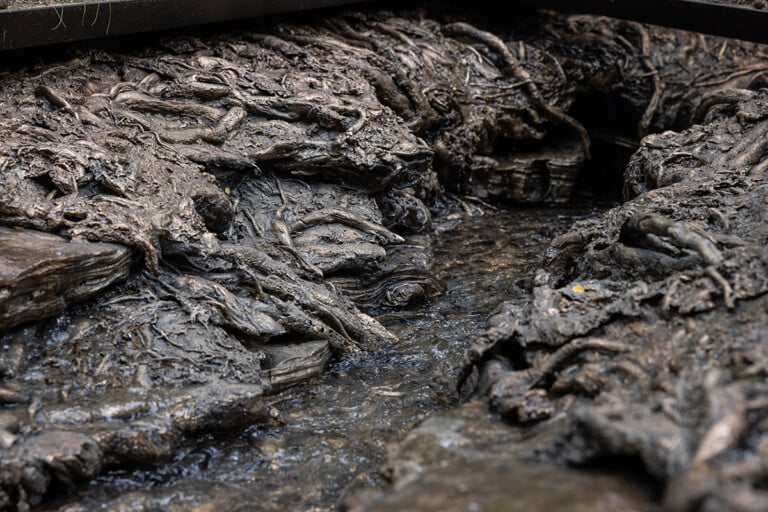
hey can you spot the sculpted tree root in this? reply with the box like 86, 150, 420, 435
0, 8, 625, 508
463, 66, 768, 512
342, 11, 768, 511
3, 5, 768, 511
441, 21, 592, 156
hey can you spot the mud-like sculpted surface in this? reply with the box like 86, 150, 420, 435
0, 8, 611, 508
51, 207, 586, 511
341, 12, 768, 512
3, 4, 768, 510
0, 227, 130, 331
461, 86, 768, 512
345, 401, 658, 512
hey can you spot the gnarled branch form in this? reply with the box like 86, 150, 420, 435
443, 21, 592, 157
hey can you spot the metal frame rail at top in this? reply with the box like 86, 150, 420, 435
517, 0, 768, 44
0, 0, 374, 50
0, 0, 767, 51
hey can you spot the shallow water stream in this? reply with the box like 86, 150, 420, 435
55, 207, 606, 511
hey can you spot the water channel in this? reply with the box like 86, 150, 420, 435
54, 206, 610, 511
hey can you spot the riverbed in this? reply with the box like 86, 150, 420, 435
48, 207, 603, 511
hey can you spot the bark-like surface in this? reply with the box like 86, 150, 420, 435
327, 9, 768, 512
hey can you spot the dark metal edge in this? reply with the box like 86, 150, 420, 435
0, 0, 374, 50
517, 0, 768, 44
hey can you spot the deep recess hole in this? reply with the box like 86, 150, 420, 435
569, 91, 642, 203
460, 90, 642, 207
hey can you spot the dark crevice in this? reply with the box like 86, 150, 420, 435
569, 91, 642, 203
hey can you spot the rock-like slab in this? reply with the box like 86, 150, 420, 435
261, 340, 331, 392
345, 402, 657, 512
0, 227, 131, 331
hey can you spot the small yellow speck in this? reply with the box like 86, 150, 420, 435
571, 284, 585, 293
224, 187, 231, 195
